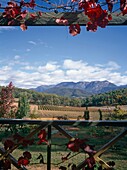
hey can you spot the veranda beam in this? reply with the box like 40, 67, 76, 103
0, 12, 127, 26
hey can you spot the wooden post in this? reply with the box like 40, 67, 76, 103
47, 125, 51, 170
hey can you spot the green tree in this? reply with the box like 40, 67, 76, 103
83, 107, 90, 120
16, 93, 30, 119
98, 109, 102, 120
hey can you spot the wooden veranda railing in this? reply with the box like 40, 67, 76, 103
0, 119, 127, 170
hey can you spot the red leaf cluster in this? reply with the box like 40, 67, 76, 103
69, 24, 81, 36
18, 151, 31, 166
3, 1, 21, 19
106, 0, 113, 12
83, 156, 96, 169
67, 138, 87, 152
120, 0, 127, 16
83, 145, 96, 155
79, 0, 112, 31
67, 138, 96, 157
3, 133, 34, 153
37, 129, 48, 145
21, 0, 36, 9
20, 23, 27, 31
0, 0, 122, 35
4, 139, 15, 150
56, 17, 69, 25
3, 133, 34, 168
120, 0, 127, 13
2, 0, 37, 31
18, 157, 30, 166
23, 151, 32, 159
1, 159, 11, 170
13, 133, 34, 147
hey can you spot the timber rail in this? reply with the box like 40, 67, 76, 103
0, 119, 127, 170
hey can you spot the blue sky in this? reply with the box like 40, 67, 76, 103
0, 25, 127, 88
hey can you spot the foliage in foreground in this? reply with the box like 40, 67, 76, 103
0, 82, 30, 119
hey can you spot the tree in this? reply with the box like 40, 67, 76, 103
83, 107, 90, 120
98, 109, 103, 120
16, 93, 30, 119
0, 82, 17, 118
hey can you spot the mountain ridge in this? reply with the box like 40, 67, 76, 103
30, 80, 127, 97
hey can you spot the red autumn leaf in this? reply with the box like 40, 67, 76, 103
3, 159, 11, 170
108, 14, 112, 21
71, 0, 78, 2
86, 22, 97, 32
38, 11, 43, 16
78, 1, 95, 11
97, 18, 109, 28
67, 139, 79, 152
69, 24, 81, 36
85, 4, 109, 29
67, 138, 87, 152
22, 0, 36, 8
18, 156, 29, 166
86, 5, 106, 21
23, 151, 32, 159
20, 10, 28, 19
13, 133, 24, 141
3, 1, 21, 19
30, 13, 37, 19
30, 0, 36, 8
20, 23, 27, 31
4, 139, 15, 150
120, 0, 126, 11
8, 20, 15, 25
84, 156, 96, 168
38, 129, 46, 139
84, 145, 96, 155
106, 0, 113, 12
37, 129, 48, 144
56, 17, 68, 25
22, 139, 34, 147
122, 5, 127, 15
13, 133, 34, 146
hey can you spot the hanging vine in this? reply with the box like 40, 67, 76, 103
0, 0, 127, 35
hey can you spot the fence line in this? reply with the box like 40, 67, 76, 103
0, 119, 127, 170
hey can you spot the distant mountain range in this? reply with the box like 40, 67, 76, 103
30, 80, 127, 97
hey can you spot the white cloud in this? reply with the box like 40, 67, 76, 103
0, 59, 127, 88
0, 66, 12, 72
14, 55, 20, 60
26, 48, 31, 52
22, 65, 35, 70
0, 26, 16, 31
106, 61, 121, 70
63, 59, 87, 69
38, 62, 59, 72
28, 41, 37, 45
